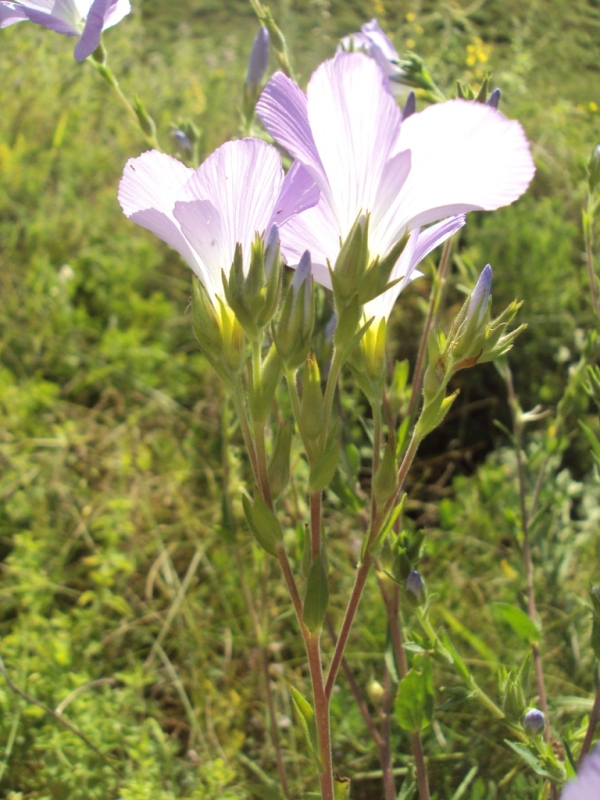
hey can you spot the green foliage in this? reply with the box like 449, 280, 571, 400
1, 0, 599, 799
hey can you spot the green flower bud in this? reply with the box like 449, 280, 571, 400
274, 251, 314, 369
223, 228, 283, 341
330, 213, 369, 308
268, 421, 292, 499
373, 438, 398, 508
301, 354, 325, 441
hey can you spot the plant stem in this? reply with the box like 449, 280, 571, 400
383, 583, 430, 800
88, 58, 160, 150
579, 678, 600, 763
239, 556, 291, 799
407, 238, 454, 421
310, 491, 322, 561
306, 633, 334, 800
505, 371, 551, 737
325, 427, 422, 700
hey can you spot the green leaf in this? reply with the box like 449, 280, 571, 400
439, 631, 471, 683
436, 606, 497, 665
309, 436, 340, 493
395, 656, 434, 732
303, 554, 329, 633
290, 686, 320, 768
242, 493, 282, 557
492, 602, 541, 644
579, 420, 600, 465
504, 740, 566, 781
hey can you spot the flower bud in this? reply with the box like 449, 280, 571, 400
406, 570, 425, 599
301, 355, 324, 442
274, 252, 314, 369
523, 708, 545, 734
486, 88, 501, 109
246, 27, 270, 92
465, 264, 492, 326
402, 91, 416, 118
330, 214, 369, 308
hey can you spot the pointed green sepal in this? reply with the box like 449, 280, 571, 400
330, 213, 370, 307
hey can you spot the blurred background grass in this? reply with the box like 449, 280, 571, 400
0, 0, 599, 798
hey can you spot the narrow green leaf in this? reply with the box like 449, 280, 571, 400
303, 554, 329, 633
492, 602, 541, 644
309, 437, 340, 492
290, 686, 320, 767
242, 494, 282, 557
436, 606, 497, 665
439, 631, 471, 683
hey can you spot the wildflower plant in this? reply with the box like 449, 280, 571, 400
1, 4, 599, 800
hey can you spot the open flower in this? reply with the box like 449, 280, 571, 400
0, 0, 131, 61
339, 18, 404, 90
118, 138, 318, 310
561, 744, 600, 800
256, 51, 535, 320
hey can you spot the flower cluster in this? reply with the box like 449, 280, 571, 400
121, 49, 534, 339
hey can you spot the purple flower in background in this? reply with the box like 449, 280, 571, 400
246, 26, 270, 92
561, 743, 600, 800
339, 18, 404, 90
0, 0, 131, 61
256, 52, 535, 320
118, 139, 318, 308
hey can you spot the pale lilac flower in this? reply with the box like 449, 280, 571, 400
339, 18, 404, 89
0, 0, 130, 61
256, 52, 535, 320
561, 743, 600, 800
118, 139, 318, 309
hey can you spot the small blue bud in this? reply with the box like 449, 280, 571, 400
466, 264, 492, 325
402, 91, 416, 119
486, 88, 501, 109
406, 570, 425, 599
246, 26, 270, 90
523, 708, 545, 734
172, 129, 192, 153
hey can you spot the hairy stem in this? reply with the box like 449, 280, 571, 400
505, 371, 551, 736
